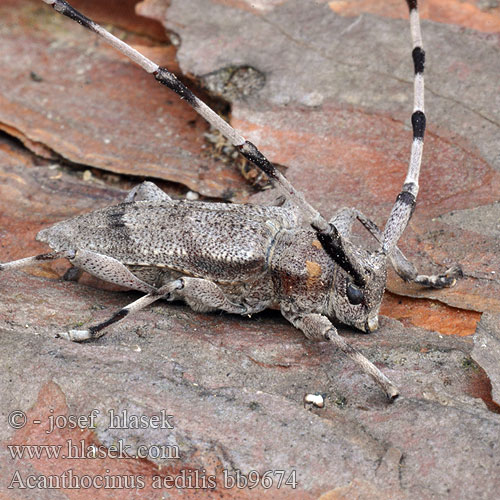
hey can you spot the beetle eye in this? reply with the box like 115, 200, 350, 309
346, 282, 364, 305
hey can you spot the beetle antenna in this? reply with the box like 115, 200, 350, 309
40, 0, 366, 283
382, 0, 425, 256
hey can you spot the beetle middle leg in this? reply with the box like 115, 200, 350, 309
58, 279, 184, 341
60, 277, 248, 341
171, 277, 248, 314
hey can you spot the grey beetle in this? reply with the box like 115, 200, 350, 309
0, 0, 462, 400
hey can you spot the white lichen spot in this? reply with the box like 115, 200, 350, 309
186, 191, 200, 201
303, 392, 325, 408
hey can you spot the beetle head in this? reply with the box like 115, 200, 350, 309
326, 247, 388, 333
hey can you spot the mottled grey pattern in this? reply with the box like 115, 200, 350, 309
1, 0, 459, 399
35, 196, 389, 333
37, 201, 298, 285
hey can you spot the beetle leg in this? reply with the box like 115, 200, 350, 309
173, 277, 248, 314
58, 276, 249, 342
334, 207, 462, 288
57, 279, 184, 342
124, 181, 172, 203
281, 307, 399, 401
0, 251, 74, 272
69, 249, 157, 294
329, 209, 357, 238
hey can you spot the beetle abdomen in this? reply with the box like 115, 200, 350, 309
37, 200, 297, 284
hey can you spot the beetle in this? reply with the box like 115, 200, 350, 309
0, 0, 461, 400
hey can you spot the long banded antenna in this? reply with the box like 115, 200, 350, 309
382, 0, 425, 255
41, 0, 367, 282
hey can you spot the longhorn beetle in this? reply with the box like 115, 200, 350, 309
0, 0, 461, 400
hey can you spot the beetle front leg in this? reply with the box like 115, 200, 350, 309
333, 208, 462, 288
281, 307, 399, 401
